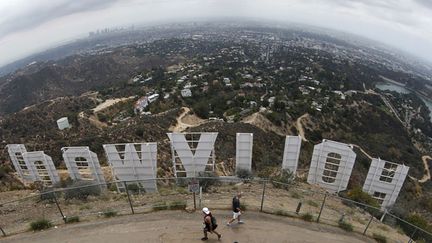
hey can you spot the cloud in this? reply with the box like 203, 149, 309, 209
0, 0, 118, 37
0, 0, 432, 65
324, 0, 420, 26
415, 0, 432, 9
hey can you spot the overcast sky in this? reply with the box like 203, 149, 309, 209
1, 0, 432, 67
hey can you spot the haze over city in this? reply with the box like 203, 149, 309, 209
1, 0, 432, 67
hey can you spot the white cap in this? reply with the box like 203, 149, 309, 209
202, 207, 210, 214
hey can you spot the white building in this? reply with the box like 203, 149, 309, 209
249, 101, 257, 108
148, 94, 159, 103
242, 74, 253, 79
363, 158, 409, 208
141, 77, 152, 83
57, 117, 71, 130
333, 91, 346, 100
307, 139, 356, 193
134, 96, 149, 114
181, 88, 192, 97
268, 97, 276, 105
184, 82, 193, 89
177, 75, 188, 84
223, 77, 231, 86
132, 74, 142, 82
240, 82, 254, 88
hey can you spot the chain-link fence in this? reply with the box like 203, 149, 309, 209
1, 177, 431, 242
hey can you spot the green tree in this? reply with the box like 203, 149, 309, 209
192, 101, 210, 119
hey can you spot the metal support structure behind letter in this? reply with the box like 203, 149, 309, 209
260, 180, 267, 212
317, 193, 327, 223
124, 181, 135, 214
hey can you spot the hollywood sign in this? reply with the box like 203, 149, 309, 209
6, 132, 409, 208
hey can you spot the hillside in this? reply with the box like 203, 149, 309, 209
0, 49, 180, 114
0, 24, 432, 231
0, 96, 178, 167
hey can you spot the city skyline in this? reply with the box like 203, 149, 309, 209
1, 0, 432, 67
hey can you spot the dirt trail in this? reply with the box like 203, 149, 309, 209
78, 111, 107, 129
1, 211, 373, 243
169, 107, 206, 132
418, 156, 431, 183
92, 97, 135, 113
351, 145, 373, 160
294, 114, 431, 184
350, 146, 431, 184
88, 115, 108, 128
293, 112, 373, 167
295, 113, 309, 142
241, 112, 287, 136
362, 90, 431, 183
77, 96, 135, 129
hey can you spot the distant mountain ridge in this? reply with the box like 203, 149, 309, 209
0, 49, 173, 114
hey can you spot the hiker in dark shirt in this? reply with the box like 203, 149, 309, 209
202, 207, 221, 241
227, 192, 244, 226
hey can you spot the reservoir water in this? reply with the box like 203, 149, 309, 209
376, 82, 432, 122
420, 96, 432, 122
375, 83, 411, 94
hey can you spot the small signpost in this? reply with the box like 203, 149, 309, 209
188, 179, 200, 210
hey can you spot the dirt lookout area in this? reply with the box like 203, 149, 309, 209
2, 210, 374, 243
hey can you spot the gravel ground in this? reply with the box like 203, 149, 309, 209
1, 210, 375, 243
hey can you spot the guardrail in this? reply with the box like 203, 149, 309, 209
0, 177, 431, 242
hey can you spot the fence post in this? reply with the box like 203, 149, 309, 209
408, 228, 418, 243
296, 202, 302, 215
199, 186, 202, 209
317, 193, 327, 223
193, 192, 196, 210
380, 209, 387, 222
53, 192, 66, 223
0, 226, 6, 237
123, 181, 135, 214
363, 215, 374, 235
260, 180, 267, 212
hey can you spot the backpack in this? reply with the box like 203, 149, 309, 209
211, 215, 217, 226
